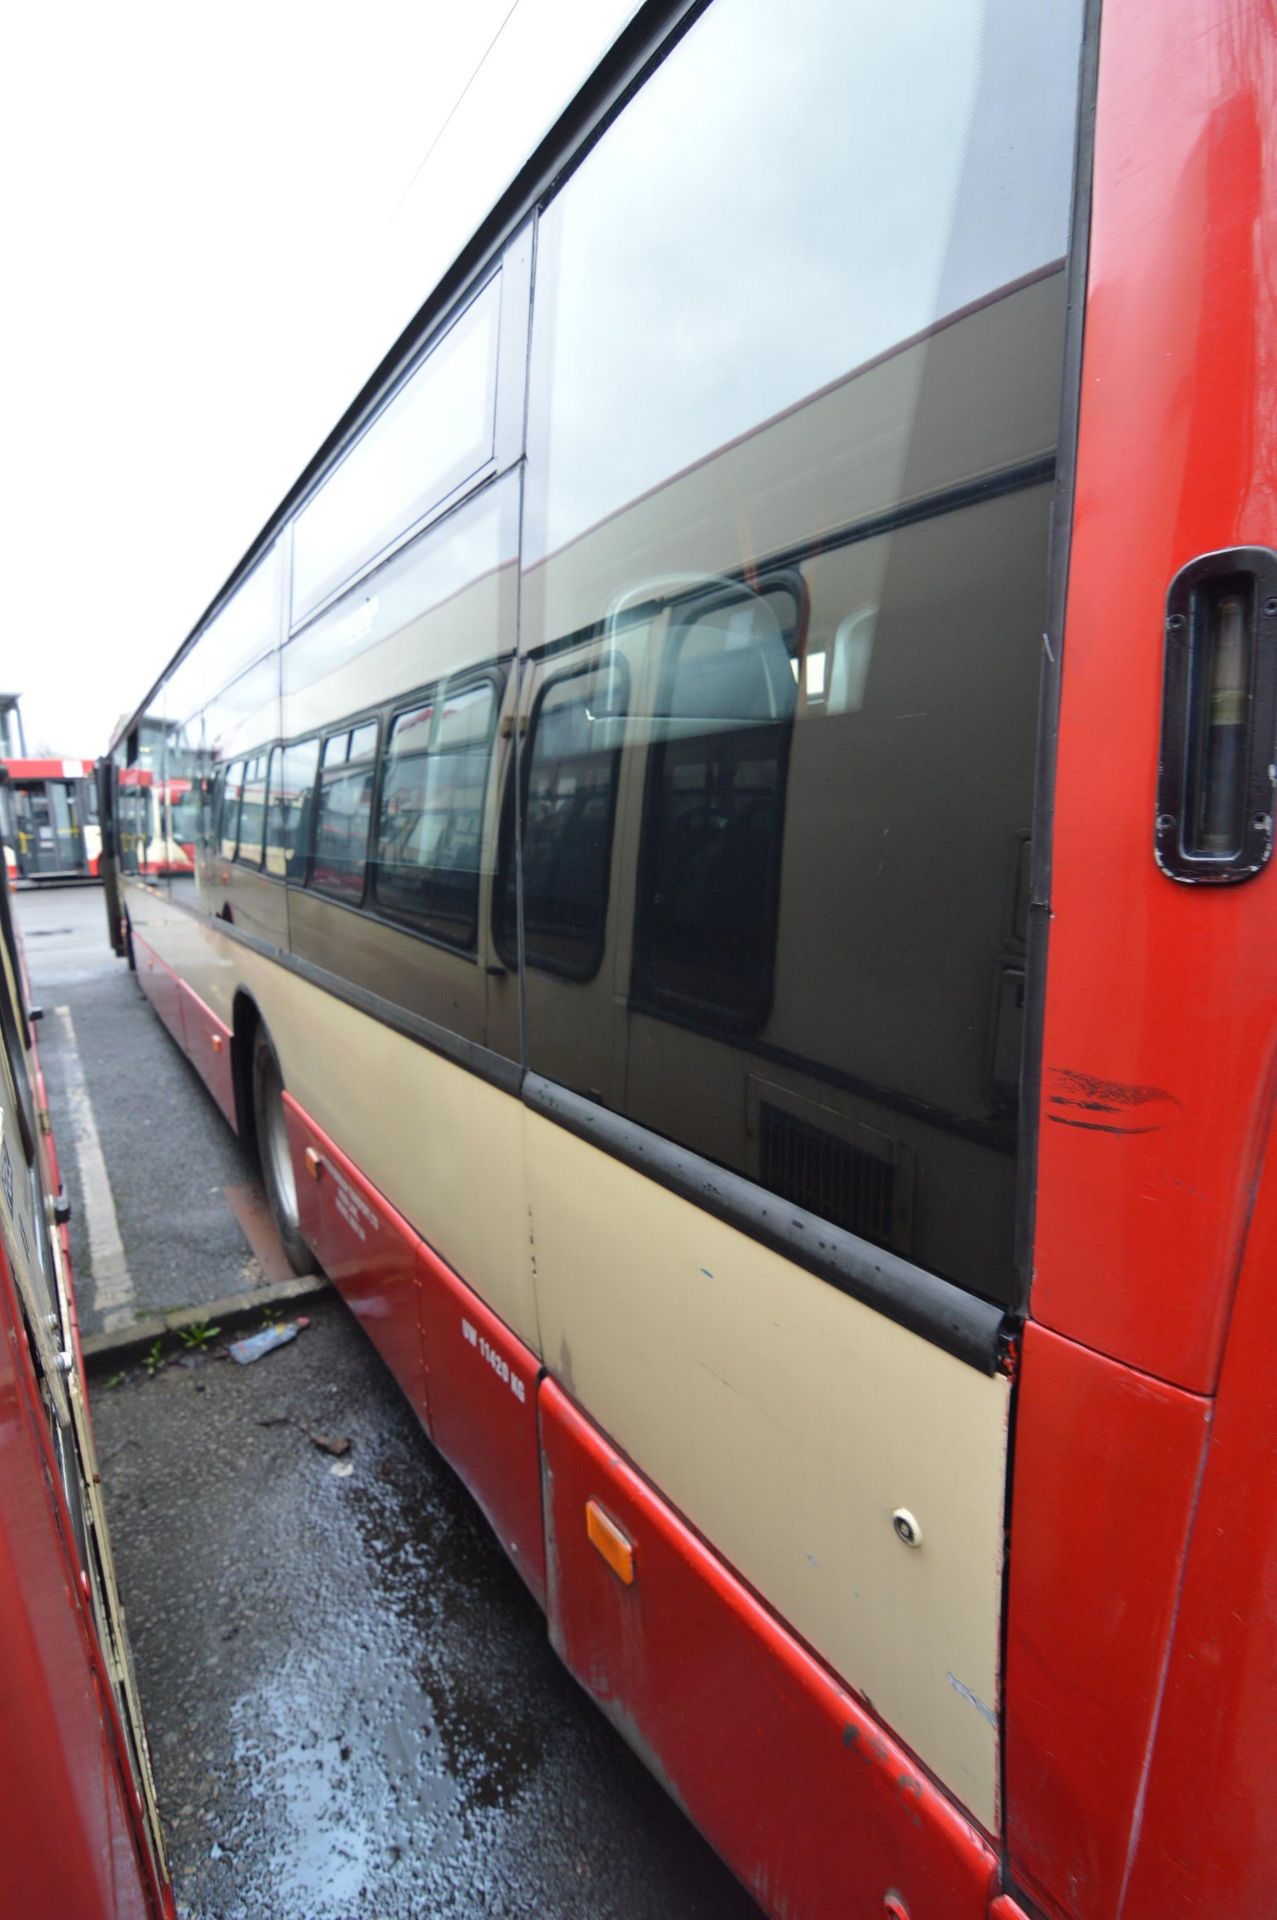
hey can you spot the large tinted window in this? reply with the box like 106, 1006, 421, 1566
237, 753, 268, 866
637, 582, 800, 1030
117, 776, 142, 875
280, 474, 519, 1057
265, 739, 320, 880
312, 726, 378, 902
374, 680, 497, 948
516, 0, 1084, 1304
167, 545, 283, 727
219, 762, 245, 859
499, 658, 628, 980
292, 279, 501, 622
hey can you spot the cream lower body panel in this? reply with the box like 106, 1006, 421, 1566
524, 1108, 1009, 1831
123, 887, 539, 1355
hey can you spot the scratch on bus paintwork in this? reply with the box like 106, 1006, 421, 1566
1046, 1068, 1182, 1134
947, 1671, 997, 1727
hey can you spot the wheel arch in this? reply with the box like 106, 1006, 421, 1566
230, 990, 261, 1146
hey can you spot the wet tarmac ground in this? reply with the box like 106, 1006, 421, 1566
18, 885, 265, 1333
19, 890, 763, 1920
95, 1302, 759, 1920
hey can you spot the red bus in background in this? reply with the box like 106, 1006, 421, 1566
0, 869, 172, 1917
117, 766, 197, 878
1, 756, 102, 883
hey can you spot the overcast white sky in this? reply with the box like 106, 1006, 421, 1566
0, 0, 637, 757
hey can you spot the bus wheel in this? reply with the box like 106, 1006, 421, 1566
251, 1026, 313, 1274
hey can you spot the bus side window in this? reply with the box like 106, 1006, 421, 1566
263, 748, 286, 878
635, 584, 800, 1032
117, 779, 139, 874
503, 657, 629, 981
373, 678, 496, 950
200, 768, 220, 853
311, 725, 378, 903
220, 761, 245, 860
237, 755, 268, 867
266, 739, 320, 882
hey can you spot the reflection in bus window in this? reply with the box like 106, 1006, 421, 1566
238, 754, 268, 866
265, 740, 320, 880
349, 722, 377, 763
170, 544, 282, 716
312, 727, 377, 901
290, 278, 501, 623
807, 606, 876, 714
116, 771, 151, 879
200, 768, 221, 853
374, 680, 496, 948
167, 779, 200, 857
502, 660, 628, 980
220, 762, 245, 859
637, 584, 799, 1031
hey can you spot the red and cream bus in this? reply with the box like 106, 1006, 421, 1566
102, 1, 1277, 1913
0, 869, 171, 1916
1, 756, 102, 882
116, 767, 198, 880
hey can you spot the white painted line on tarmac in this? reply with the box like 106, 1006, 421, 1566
51, 1005, 136, 1332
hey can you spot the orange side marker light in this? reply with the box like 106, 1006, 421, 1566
304, 1146, 324, 1181
586, 1499, 635, 1585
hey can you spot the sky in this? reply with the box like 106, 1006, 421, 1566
0, 0, 638, 757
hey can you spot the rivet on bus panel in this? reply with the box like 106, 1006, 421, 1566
586, 1499, 636, 1585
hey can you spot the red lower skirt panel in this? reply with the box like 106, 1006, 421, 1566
174, 981, 235, 1127
1003, 1323, 1210, 1918
416, 1242, 546, 1608
283, 1095, 429, 1423
539, 1378, 998, 1920
281, 1094, 545, 1605
131, 929, 234, 1127
132, 932, 183, 1052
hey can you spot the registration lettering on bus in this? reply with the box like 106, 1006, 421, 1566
461, 1316, 527, 1404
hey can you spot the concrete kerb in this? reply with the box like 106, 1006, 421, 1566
80, 1272, 332, 1374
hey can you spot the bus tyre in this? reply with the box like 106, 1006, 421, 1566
251, 1026, 313, 1275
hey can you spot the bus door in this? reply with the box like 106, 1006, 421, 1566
0, 779, 14, 882
21, 780, 86, 876
96, 757, 126, 954
57, 781, 87, 873
17, 785, 60, 876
